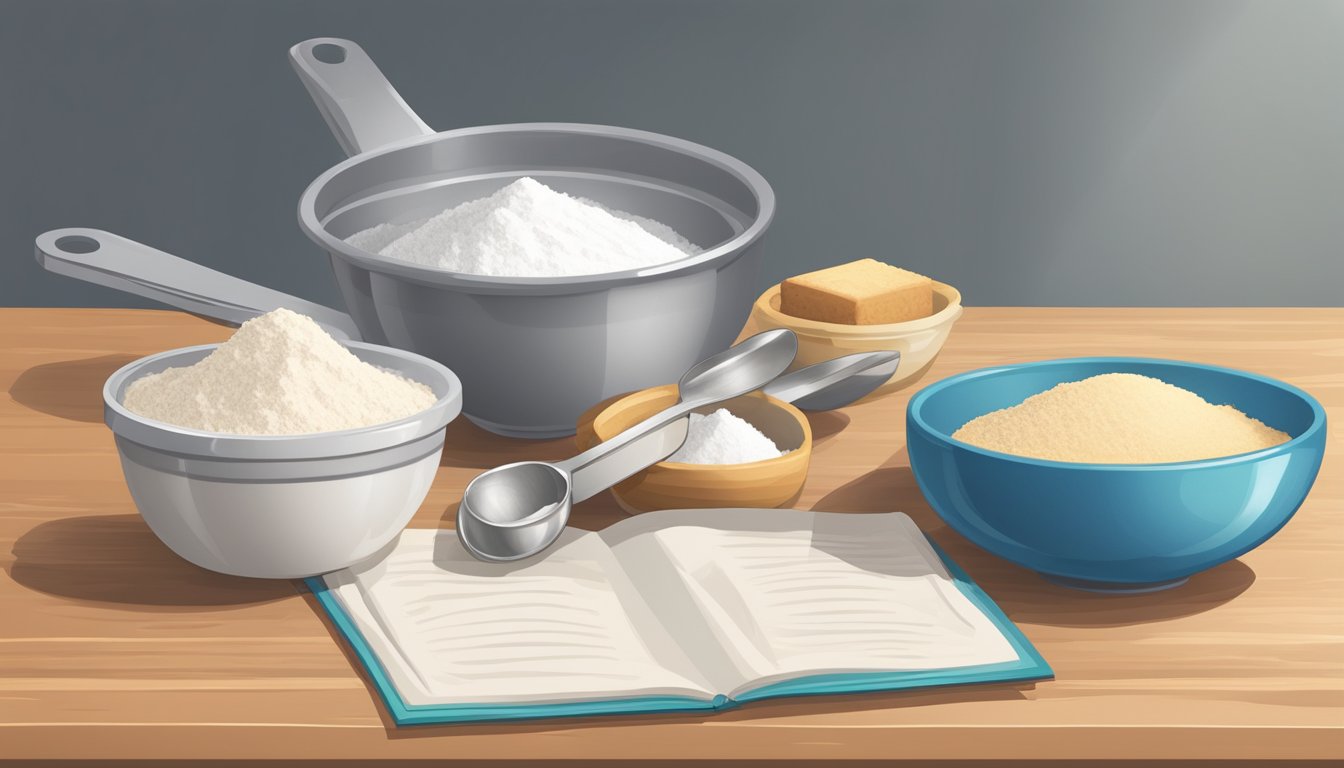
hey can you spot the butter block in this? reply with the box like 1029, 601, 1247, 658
780, 259, 933, 325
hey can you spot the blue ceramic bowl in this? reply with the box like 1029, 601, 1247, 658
907, 358, 1326, 592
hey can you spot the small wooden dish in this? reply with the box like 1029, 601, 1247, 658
576, 385, 813, 515
741, 280, 963, 401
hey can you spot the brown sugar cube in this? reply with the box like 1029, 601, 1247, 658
780, 259, 934, 325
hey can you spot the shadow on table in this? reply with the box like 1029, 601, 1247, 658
811, 458, 1256, 628
6, 514, 294, 609
805, 409, 850, 444
8, 354, 139, 422
438, 417, 577, 470
990, 560, 1255, 628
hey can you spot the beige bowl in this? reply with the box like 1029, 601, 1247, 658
576, 385, 812, 515
741, 280, 963, 401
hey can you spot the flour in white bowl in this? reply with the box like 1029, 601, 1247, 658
122, 309, 437, 435
346, 177, 701, 277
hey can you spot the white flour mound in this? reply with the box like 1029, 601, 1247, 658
667, 408, 788, 465
348, 177, 701, 277
122, 309, 437, 436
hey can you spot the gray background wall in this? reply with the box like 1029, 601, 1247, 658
3, 0, 1341, 309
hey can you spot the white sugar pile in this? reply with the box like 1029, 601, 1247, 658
667, 408, 788, 465
122, 309, 437, 435
346, 177, 701, 277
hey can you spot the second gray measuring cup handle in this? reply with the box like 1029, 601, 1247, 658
35, 228, 362, 340
289, 38, 435, 157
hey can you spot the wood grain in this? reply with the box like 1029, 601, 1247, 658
0, 307, 1340, 764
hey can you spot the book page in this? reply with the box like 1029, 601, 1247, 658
324, 527, 716, 707
604, 509, 1021, 697
600, 528, 761, 695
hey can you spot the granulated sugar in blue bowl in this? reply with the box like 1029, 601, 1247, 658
950, 372, 1290, 464
907, 358, 1325, 593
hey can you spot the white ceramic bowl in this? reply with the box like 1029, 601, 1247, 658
103, 342, 462, 579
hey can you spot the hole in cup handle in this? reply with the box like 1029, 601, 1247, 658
311, 42, 347, 65
54, 234, 101, 255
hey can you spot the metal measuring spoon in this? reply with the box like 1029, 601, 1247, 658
456, 329, 799, 562
763, 350, 901, 411
594, 350, 901, 472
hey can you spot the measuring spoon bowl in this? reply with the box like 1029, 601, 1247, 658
457, 461, 572, 563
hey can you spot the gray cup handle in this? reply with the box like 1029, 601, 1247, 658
34, 228, 362, 341
289, 38, 435, 157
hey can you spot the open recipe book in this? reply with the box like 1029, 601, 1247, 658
307, 508, 1050, 724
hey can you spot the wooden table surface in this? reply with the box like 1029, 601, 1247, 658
0, 307, 1340, 765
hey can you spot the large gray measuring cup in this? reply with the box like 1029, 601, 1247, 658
288, 38, 775, 439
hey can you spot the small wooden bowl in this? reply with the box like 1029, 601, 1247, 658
576, 385, 813, 515
741, 280, 963, 401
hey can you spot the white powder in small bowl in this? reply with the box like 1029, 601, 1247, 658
121, 308, 437, 436
346, 177, 701, 277
667, 408, 788, 465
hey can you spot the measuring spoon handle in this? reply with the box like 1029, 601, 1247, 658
557, 396, 706, 503
763, 350, 900, 407
557, 331, 798, 502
